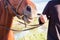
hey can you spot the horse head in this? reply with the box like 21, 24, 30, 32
8, 0, 37, 23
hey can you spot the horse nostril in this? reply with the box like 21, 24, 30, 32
26, 6, 31, 12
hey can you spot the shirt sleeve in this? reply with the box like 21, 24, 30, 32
42, 1, 51, 19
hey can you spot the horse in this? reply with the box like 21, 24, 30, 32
0, 0, 37, 40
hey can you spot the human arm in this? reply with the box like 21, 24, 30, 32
39, 1, 51, 25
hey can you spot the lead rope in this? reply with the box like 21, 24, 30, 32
55, 24, 60, 40
0, 24, 40, 32
1, 0, 40, 32
55, 27, 60, 40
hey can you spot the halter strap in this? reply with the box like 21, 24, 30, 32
0, 0, 40, 31
4, 0, 24, 19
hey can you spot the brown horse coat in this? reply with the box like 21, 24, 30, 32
0, 0, 36, 40
0, 0, 14, 40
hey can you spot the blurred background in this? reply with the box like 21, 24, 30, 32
11, 0, 50, 40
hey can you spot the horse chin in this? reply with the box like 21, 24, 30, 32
25, 18, 33, 24
27, 19, 32, 23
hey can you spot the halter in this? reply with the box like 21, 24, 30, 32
0, 0, 40, 31
4, 0, 24, 19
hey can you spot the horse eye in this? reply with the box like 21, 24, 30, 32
26, 6, 31, 12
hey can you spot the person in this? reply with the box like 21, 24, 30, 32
39, 0, 60, 40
